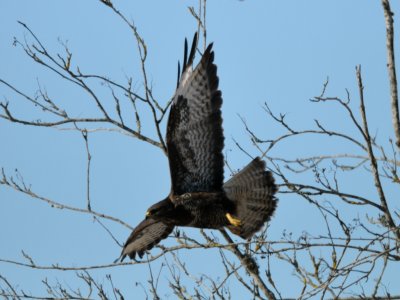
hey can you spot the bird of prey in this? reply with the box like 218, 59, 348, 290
118, 34, 277, 261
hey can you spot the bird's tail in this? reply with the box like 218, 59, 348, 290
223, 157, 278, 239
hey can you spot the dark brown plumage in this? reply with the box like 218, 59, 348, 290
118, 34, 277, 262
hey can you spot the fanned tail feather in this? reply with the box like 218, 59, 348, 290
223, 157, 278, 239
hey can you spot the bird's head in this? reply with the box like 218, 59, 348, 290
145, 198, 174, 220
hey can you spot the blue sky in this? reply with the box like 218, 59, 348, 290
1, 0, 399, 298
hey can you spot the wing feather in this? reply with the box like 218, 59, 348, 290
119, 219, 174, 261
167, 37, 224, 195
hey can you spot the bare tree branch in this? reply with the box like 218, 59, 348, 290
356, 65, 400, 241
382, 0, 400, 149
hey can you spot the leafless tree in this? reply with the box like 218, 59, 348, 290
1, 0, 399, 299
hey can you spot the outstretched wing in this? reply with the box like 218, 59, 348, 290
224, 157, 278, 239
119, 218, 174, 261
167, 34, 224, 195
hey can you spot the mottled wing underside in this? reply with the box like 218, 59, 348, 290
224, 157, 278, 239
120, 218, 174, 261
167, 36, 224, 195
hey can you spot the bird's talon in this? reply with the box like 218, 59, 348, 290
226, 213, 242, 227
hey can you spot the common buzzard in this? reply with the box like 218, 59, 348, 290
118, 34, 277, 261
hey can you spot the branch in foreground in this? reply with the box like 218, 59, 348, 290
219, 229, 276, 300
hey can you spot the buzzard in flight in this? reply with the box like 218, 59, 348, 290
118, 34, 277, 261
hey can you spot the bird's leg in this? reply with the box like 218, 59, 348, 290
226, 213, 242, 227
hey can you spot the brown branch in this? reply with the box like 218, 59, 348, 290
0, 107, 163, 148
0, 79, 66, 117
0, 275, 21, 300
75, 73, 147, 102
382, 0, 400, 149
356, 65, 400, 241
286, 182, 383, 210
260, 102, 367, 156
6, 22, 167, 151
81, 128, 92, 211
15, 22, 101, 105
219, 229, 276, 300
311, 95, 369, 147
0, 168, 133, 231
336, 297, 400, 300
98, 2, 168, 153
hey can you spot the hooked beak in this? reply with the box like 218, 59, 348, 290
145, 210, 151, 218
